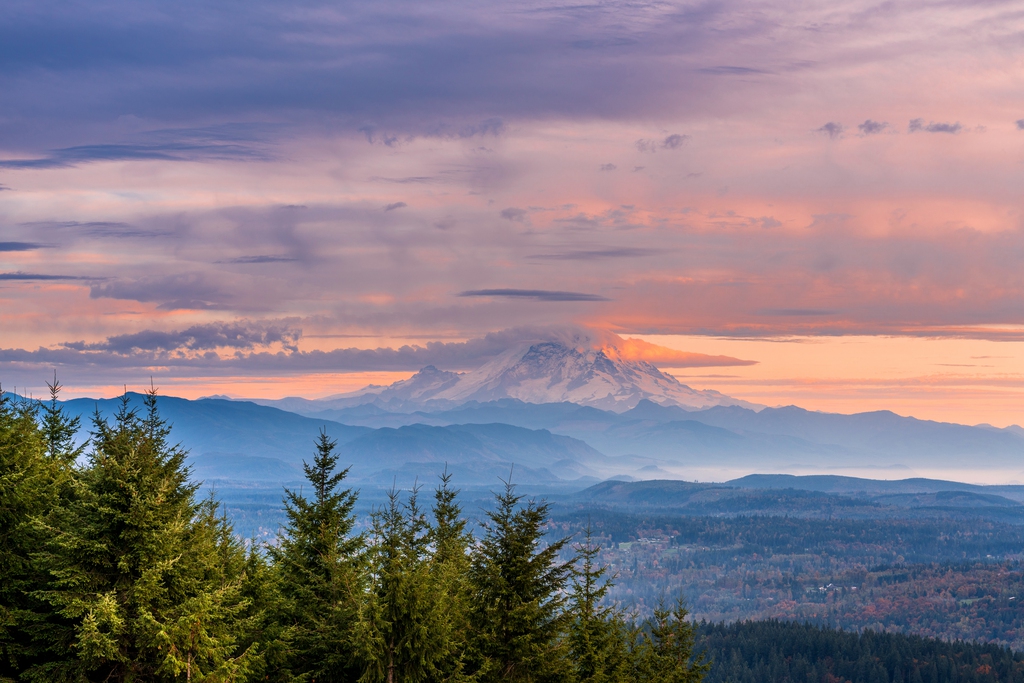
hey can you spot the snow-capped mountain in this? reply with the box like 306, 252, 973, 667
333, 341, 756, 412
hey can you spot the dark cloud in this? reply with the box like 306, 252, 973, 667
599, 163, 617, 171
527, 248, 658, 260
1016, 119, 1024, 130
698, 66, 772, 75
63, 321, 300, 353
0, 325, 600, 375
21, 220, 168, 239
500, 207, 528, 222
458, 288, 609, 302
909, 119, 962, 134
0, 271, 99, 281
858, 120, 887, 135
817, 122, 844, 139
0, 242, 48, 251
661, 134, 687, 149
0, 142, 269, 169
384, 202, 408, 211
217, 255, 297, 264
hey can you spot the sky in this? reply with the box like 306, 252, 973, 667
1, 0, 1024, 426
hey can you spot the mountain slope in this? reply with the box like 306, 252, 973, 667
256, 342, 755, 412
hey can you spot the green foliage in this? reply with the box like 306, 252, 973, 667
698, 619, 1024, 683
27, 388, 256, 682
631, 598, 709, 683
468, 477, 573, 683
568, 526, 630, 683
0, 391, 50, 682
270, 428, 363, 682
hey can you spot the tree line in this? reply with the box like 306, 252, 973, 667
0, 383, 708, 683
698, 619, 1024, 683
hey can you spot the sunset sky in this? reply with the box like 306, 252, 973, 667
2, 0, 1024, 426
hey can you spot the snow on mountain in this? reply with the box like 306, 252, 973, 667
335, 341, 756, 412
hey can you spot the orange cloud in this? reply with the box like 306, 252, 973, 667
602, 337, 756, 368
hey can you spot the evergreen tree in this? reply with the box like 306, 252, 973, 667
468, 477, 573, 683
27, 388, 256, 682
568, 526, 629, 683
0, 390, 49, 682
358, 486, 438, 683
632, 598, 709, 683
426, 470, 474, 683
271, 428, 363, 682
40, 374, 85, 464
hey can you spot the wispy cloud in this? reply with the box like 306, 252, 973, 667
0, 242, 49, 252
0, 271, 100, 281
909, 119, 962, 134
858, 120, 888, 135
817, 122, 844, 139
459, 289, 610, 302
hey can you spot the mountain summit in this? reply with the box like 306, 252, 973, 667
337, 341, 756, 412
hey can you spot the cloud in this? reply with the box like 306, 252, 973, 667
817, 122, 844, 139
527, 248, 658, 260
62, 321, 301, 353
217, 255, 297, 264
458, 289, 610, 302
1016, 119, 1024, 130
698, 66, 772, 75
500, 207, 528, 222
858, 120, 888, 135
661, 134, 687, 149
0, 325, 752, 379
384, 202, 407, 211
0, 271, 99, 281
21, 221, 168, 239
635, 134, 688, 152
0, 142, 269, 169
909, 119, 962, 134
0, 242, 48, 252
89, 273, 230, 308
599, 163, 617, 171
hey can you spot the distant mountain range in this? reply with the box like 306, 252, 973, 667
251, 341, 757, 413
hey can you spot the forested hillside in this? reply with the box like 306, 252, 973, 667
698, 620, 1024, 683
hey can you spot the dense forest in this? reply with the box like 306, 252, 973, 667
697, 619, 1024, 683
0, 385, 707, 682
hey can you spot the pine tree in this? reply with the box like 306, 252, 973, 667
271, 428, 363, 682
568, 525, 629, 683
468, 476, 573, 683
27, 388, 256, 682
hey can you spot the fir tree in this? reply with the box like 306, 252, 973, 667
28, 388, 255, 682
40, 374, 85, 464
633, 598, 709, 683
0, 389, 49, 682
568, 525, 630, 683
358, 486, 437, 683
271, 428, 363, 682
426, 470, 474, 683
468, 476, 573, 683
